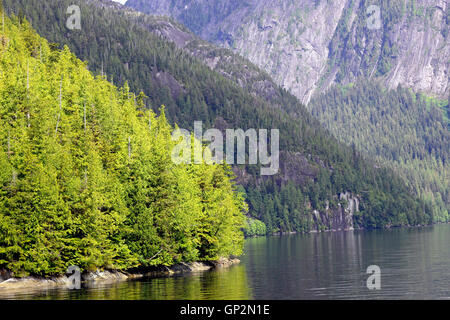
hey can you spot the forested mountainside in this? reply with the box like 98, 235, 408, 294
0, 9, 246, 276
127, 0, 449, 104
127, 0, 449, 222
310, 83, 449, 222
2, 0, 435, 237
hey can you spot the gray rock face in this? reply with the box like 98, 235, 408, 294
311, 192, 359, 232
127, 0, 450, 104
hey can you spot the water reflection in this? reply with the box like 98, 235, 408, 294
243, 224, 450, 299
0, 224, 449, 300
0, 263, 252, 300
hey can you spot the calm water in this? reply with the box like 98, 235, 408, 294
1, 224, 449, 300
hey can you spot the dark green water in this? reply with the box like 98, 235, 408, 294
1, 224, 449, 300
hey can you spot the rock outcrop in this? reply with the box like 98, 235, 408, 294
127, 0, 450, 104
0, 259, 240, 292
311, 192, 359, 232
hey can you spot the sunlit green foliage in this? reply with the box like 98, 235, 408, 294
0, 13, 245, 276
2, 0, 436, 236
243, 218, 267, 237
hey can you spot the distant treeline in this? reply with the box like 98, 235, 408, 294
310, 82, 449, 223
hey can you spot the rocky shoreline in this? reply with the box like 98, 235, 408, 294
0, 258, 240, 293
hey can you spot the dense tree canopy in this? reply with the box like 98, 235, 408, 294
310, 82, 449, 223
1, 0, 438, 238
0, 12, 245, 276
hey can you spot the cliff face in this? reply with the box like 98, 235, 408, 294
310, 192, 359, 232
127, 0, 450, 104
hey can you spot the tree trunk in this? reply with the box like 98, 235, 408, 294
55, 76, 62, 134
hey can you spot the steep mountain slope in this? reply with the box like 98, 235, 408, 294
3, 0, 435, 233
126, 0, 449, 221
127, 0, 449, 105
310, 82, 449, 222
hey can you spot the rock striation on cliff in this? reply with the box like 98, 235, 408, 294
127, 0, 450, 104
310, 192, 360, 232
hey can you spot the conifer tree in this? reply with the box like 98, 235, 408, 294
0, 14, 246, 276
